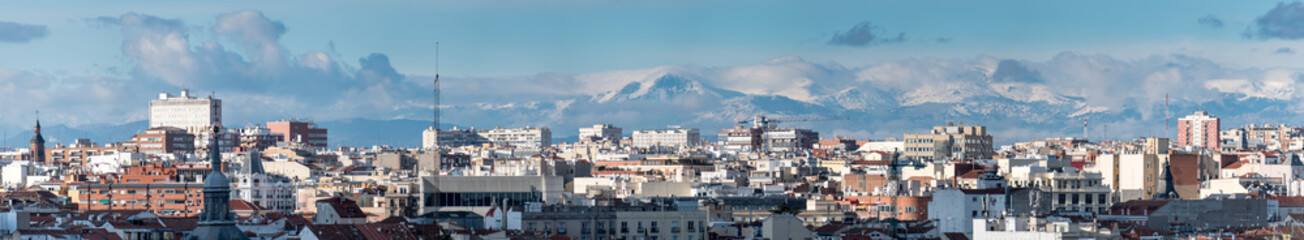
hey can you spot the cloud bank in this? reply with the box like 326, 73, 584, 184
0, 21, 49, 43
827, 22, 906, 47
1248, 2, 1304, 40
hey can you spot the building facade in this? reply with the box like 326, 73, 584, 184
478, 127, 552, 148
904, 123, 995, 161
423, 127, 486, 149
762, 128, 819, 152
522, 204, 710, 240
129, 127, 196, 155
149, 90, 221, 134
1177, 111, 1219, 150
633, 127, 701, 148
267, 120, 328, 148
579, 124, 623, 143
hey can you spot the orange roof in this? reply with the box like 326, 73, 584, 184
231, 199, 265, 211
1225, 161, 1246, 169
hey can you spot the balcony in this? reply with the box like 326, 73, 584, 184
671, 227, 679, 233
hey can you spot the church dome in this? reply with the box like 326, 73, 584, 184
204, 172, 230, 188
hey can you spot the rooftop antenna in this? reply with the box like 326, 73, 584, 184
433, 42, 440, 130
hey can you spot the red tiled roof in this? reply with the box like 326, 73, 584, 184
1225, 161, 1246, 169
317, 197, 366, 218
957, 170, 983, 179
231, 199, 265, 211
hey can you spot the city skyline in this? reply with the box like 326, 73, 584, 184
5, 2, 1304, 239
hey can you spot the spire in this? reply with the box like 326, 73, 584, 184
30, 111, 46, 164
189, 126, 249, 240
208, 128, 221, 172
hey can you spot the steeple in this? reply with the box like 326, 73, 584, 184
30, 112, 45, 164
188, 127, 249, 240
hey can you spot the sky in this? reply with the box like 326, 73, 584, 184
4, 0, 1304, 142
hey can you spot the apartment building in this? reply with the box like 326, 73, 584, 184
579, 124, 623, 143
128, 126, 196, 155
762, 128, 818, 152
633, 127, 700, 148
903, 122, 994, 161
479, 127, 552, 148
1177, 111, 1219, 150
268, 120, 328, 148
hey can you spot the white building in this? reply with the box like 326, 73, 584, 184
478, 127, 552, 149
149, 89, 222, 134
231, 149, 298, 213
632, 127, 700, 148
972, 217, 1091, 240
578, 124, 622, 143
929, 188, 1009, 234
1, 160, 34, 188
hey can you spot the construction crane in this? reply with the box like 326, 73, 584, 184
734, 114, 844, 129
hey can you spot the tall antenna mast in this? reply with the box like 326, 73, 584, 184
1083, 116, 1089, 141
433, 42, 440, 130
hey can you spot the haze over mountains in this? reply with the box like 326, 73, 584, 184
6, 52, 1303, 148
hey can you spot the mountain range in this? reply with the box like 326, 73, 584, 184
7, 54, 1304, 148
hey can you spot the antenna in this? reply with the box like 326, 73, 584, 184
433, 42, 440, 130
1083, 116, 1089, 141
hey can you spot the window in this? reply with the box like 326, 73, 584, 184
559, 222, 567, 234
651, 221, 659, 233
528, 223, 536, 231
1071, 194, 1079, 204
621, 222, 628, 233
687, 221, 695, 232
905, 206, 916, 213
671, 221, 679, 233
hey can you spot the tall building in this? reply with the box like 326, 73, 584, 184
149, 90, 222, 134
579, 124, 623, 143
1177, 111, 1219, 150
633, 127, 700, 148
267, 120, 328, 148
29, 118, 45, 165
903, 122, 994, 161
189, 128, 248, 240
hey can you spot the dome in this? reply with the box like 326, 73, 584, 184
204, 172, 231, 188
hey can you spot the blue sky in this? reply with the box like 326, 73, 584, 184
0, 0, 1294, 77
5, 0, 1304, 142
